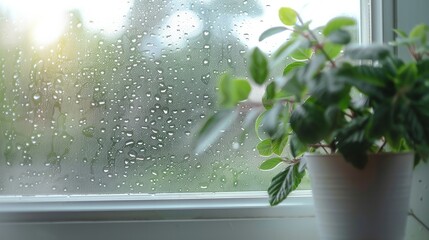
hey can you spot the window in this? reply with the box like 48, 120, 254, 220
0, 0, 361, 196
0, 1, 367, 240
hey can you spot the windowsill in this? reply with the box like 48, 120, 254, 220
1, 190, 427, 240
0, 190, 314, 222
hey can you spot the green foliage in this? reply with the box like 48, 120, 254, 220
283, 62, 306, 76
290, 48, 313, 61
345, 45, 390, 60
278, 7, 297, 26
259, 27, 288, 41
327, 29, 352, 45
249, 48, 269, 84
268, 162, 305, 206
259, 157, 283, 170
257, 139, 273, 156
322, 42, 343, 59
195, 6, 429, 205
218, 74, 252, 108
323, 17, 356, 36
290, 100, 330, 144
194, 110, 237, 154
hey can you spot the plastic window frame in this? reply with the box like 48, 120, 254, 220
0, 0, 375, 227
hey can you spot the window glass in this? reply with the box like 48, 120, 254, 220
0, 0, 360, 195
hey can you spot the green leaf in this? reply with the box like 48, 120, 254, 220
282, 74, 306, 99
290, 100, 330, 144
393, 29, 408, 38
257, 139, 273, 156
338, 65, 387, 100
347, 65, 387, 86
262, 82, 277, 109
335, 116, 371, 169
397, 63, 418, 87
243, 109, 260, 129
345, 45, 391, 60
290, 134, 307, 158
323, 17, 356, 36
290, 48, 313, 61
218, 74, 251, 108
303, 53, 326, 82
261, 103, 283, 137
249, 48, 269, 85
254, 111, 266, 140
278, 7, 297, 26
327, 29, 351, 45
194, 110, 237, 154
283, 61, 306, 76
410, 24, 428, 41
324, 105, 344, 130
404, 108, 426, 145
268, 163, 306, 206
238, 109, 261, 144
259, 27, 288, 41
273, 37, 302, 59
368, 103, 391, 138
259, 157, 283, 171
322, 42, 342, 59
272, 134, 289, 155
309, 70, 350, 108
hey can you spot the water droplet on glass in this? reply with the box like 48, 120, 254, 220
128, 150, 137, 158
32, 92, 41, 103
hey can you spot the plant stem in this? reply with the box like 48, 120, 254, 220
296, 14, 337, 67
343, 111, 354, 119
409, 209, 429, 232
377, 138, 387, 153
281, 98, 296, 104
284, 158, 301, 165
309, 143, 330, 154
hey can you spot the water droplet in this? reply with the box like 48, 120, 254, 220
32, 92, 41, 103
82, 126, 95, 138
125, 140, 135, 147
128, 150, 137, 158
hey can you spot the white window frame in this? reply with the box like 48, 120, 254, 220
0, 191, 317, 240
0, 1, 387, 240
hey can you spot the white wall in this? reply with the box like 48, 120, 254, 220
396, 0, 429, 236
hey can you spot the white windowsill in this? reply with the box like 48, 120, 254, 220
0, 190, 314, 222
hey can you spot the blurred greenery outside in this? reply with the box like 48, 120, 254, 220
0, 0, 357, 195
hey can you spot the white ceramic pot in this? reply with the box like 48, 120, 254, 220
305, 152, 414, 240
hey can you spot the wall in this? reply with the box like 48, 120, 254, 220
396, 0, 429, 237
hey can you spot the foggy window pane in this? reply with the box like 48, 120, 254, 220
0, 0, 360, 195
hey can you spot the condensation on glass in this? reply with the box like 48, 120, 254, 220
0, 0, 359, 195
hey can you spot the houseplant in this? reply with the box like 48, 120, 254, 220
195, 7, 429, 240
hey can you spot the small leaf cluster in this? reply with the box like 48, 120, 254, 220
195, 7, 429, 205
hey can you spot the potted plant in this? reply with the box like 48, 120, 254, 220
195, 6, 429, 240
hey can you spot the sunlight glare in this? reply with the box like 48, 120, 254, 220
0, 0, 133, 47
0, 0, 68, 46
32, 13, 67, 47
